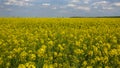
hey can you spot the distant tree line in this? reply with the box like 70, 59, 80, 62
70, 16, 120, 18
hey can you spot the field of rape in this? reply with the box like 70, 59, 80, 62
0, 18, 120, 68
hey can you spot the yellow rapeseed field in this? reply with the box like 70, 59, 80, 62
0, 18, 120, 68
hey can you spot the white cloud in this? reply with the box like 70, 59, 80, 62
76, 6, 90, 11
113, 2, 120, 6
71, 0, 80, 3
92, 1, 108, 6
70, 0, 90, 4
4, 0, 33, 6
102, 7, 113, 10
66, 2, 90, 11
24, 0, 32, 1
42, 3, 51, 6
92, 1, 113, 10
67, 4, 76, 7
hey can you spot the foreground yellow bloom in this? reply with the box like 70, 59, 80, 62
18, 64, 26, 68
37, 45, 47, 57
43, 64, 54, 68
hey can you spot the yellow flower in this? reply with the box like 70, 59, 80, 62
103, 56, 108, 63
37, 45, 47, 57
54, 52, 57, 57
27, 65, 36, 68
109, 49, 118, 56
58, 53, 63, 57
90, 59, 95, 64
6, 62, 11, 68
83, 44, 87, 50
106, 43, 111, 49
13, 47, 22, 53
49, 56, 53, 61
88, 50, 93, 56
61, 31, 65, 35
70, 34, 74, 38
105, 66, 110, 68
40, 39, 44, 44
48, 40, 54, 45
54, 63, 58, 68
103, 47, 108, 55
49, 64, 54, 68
95, 56, 101, 61
20, 51, 28, 58
25, 62, 36, 68
58, 44, 64, 50
74, 49, 83, 55
43, 64, 53, 68
111, 36, 117, 43
29, 54, 36, 60
93, 46, 98, 52
19, 51, 28, 61
75, 41, 80, 46
43, 64, 49, 68
13, 39, 19, 45
18, 64, 26, 68
7, 55, 13, 59
82, 61, 87, 66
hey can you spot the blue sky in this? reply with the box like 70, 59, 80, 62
0, 0, 120, 17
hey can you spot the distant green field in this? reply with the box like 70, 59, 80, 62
0, 18, 120, 68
